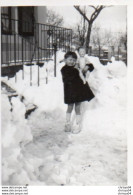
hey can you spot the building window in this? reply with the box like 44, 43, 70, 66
1, 7, 12, 35
18, 7, 34, 36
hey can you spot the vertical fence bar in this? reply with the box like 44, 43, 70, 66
37, 24, 40, 86
14, 25, 17, 83
1, 32, 3, 72
66, 30, 67, 51
34, 23, 36, 62
30, 65, 32, 86
46, 26, 48, 58
6, 33, 9, 80
70, 29, 72, 50
44, 25, 46, 60
38, 64, 40, 86
9, 28, 11, 65
62, 29, 64, 51
68, 30, 70, 51
48, 27, 50, 59
54, 48, 57, 77
37, 24, 39, 62
65, 30, 66, 51
5, 19, 8, 65
41, 24, 42, 61
46, 68, 48, 84
24, 37, 26, 63
67, 30, 69, 51
17, 32, 19, 64
51, 27, 53, 56
30, 44, 32, 86
48, 29, 53, 58
53, 27, 55, 56
7, 35, 9, 65
68, 30, 71, 50
58, 30, 60, 50
60, 28, 62, 48
53, 43, 57, 77
38, 24, 40, 86
25, 22, 27, 63
29, 22, 32, 86
42, 25, 44, 61
22, 38, 24, 80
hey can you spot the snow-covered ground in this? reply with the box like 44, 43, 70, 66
1, 51, 127, 185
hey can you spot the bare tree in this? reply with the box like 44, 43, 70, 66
74, 5, 106, 53
72, 16, 88, 47
47, 9, 63, 26
119, 33, 127, 50
91, 26, 114, 47
76, 6, 87, 46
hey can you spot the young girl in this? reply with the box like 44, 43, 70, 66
61, 51, 95, 134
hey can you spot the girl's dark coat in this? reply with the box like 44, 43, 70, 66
61, 65, 95, 104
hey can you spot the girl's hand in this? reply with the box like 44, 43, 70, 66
83, 79, 86, 84
74, 63, 79, 69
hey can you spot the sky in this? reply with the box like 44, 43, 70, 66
47, 6, 127, 33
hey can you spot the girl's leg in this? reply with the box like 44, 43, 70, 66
75, 102, 81, 115
65, 104, 74, 132
72, 102, 82, 134
75, 102, 81, 124
67, 103, 74, 114
66, 104, 74, 123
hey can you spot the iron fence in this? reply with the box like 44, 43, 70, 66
1, 17, 72, 85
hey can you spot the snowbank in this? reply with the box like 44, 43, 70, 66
1, 51, 127, 185
1, 94, 34, 184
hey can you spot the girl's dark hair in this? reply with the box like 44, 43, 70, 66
64, 51, 77, 59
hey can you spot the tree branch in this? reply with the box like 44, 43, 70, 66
89, 5, 97, 10
90, 6, 105, 23
74, 6, 90, 23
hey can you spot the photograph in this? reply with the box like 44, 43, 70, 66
1, 5, 127, 186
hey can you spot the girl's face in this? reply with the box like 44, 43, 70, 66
79, 48, 86, 57
65, 56, 76, 66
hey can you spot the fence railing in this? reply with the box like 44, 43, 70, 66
1, 17, 72, 85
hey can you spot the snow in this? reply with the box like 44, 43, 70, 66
1, 51, 127, 185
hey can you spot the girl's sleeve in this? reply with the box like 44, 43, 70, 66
87, 63, 94, 72
85, 56, 94, 72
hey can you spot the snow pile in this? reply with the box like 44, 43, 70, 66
84, 56, 127, 109
107, 59, 127, 78
1, 51, 127, 185
81, 56, 127, 138
1, 94, 33, 185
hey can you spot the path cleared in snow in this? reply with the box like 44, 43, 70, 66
22, 106, 127, 186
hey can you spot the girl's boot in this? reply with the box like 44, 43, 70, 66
72, 114, 81, 134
